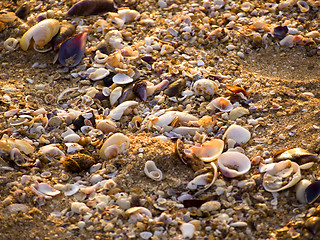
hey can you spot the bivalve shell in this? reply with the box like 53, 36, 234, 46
305, 180, 320, 204
295, 179, 312, 204
190, 139, 224, 162
217, 151, 251, 178
99, 133, 129, 160
109, 100, 138, 120
88, 68, 110, 81
207, 97, 233, 112
112, 73, 133, 84
223, 125, 251, 145
125, 207, 152, 224
144, 161, 163, 181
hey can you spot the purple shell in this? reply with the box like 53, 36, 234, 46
67, 0, 116, 16
273, 26, 288, 40
58, 32, 87, 67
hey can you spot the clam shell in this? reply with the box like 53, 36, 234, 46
37, 182, 60, 196
172, 127, 200, 136
207, 97, 233, 112
295, 179, 312, 204
217, 151, 251, 178
65, 143, 84, 153
99, 133, 129, 159
125, 207, 152, 224
223, 125, 251, 145
144, 161, 163, 181
88, 67, 110, 81
110, 86, 123, 106
262, 160, 301, 192
67, 0, 117, 16
273, 148, 319, 165
96, 119, 117, 134
109, 100, 138, 120
63, 183, 80, 196
71, 202, 90, 214
112, 73, 133, 84
40, 144, 65, 157
193, 79, 218, 96
190, 139, 224, 162
164, 79, 186, 97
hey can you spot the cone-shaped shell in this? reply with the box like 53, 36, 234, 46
20, 19, 60, 51
190, 139, 224, 162
263, 160, 301, 192
217, 151, 251, 178
144, 160, 163, 181
223, 124, 251, 145
99, 133, 129, 159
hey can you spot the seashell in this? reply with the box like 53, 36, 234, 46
144, 161, 163, 181
0, 139, 34, 155
64, 133, 80, 143
4, 38, 19, 51
58, 32, 87, 67
52, 22, 76, 51
71, 202, 90, 214
99, 133, 129, 159
105, 30, 124, 50
37, 182, 60, 196
65, 143, 83, 153
190, 139, 224, 162
110, 86, 123, 106
164, 79, 186, 97
88, 67, 110, 81
10, 148, 31, 167
180, 223, 195, 239
207, 97, 233, 112
295, 179, 312, 204
96, 40, 109, 54
172, 127, 200, 136
305, 216, 320, 235
223, 125, 251, 145
94, 50, 108, 63
100, 179, 117, 190
262, 160, 301, 192
217, 151, 251, 178
306, 31, 320, 39
80, 183, 99, 194
273, 148, 319, 165
96, 119, 117, 134
152, 111, 198, 128
105, 50, 124, 69
273, 26, 288, 40
305, 180, 320, 204
20, 19, 60, 51
125, 207, 152, 224
67, 0, 116, 16
279, 35, 294, 47
133, 80, 147, 101
118, 9, 140, 23
15, 3, 30, 20
6, 203, 30, 213
73, 111, 96, 131
0, 11, 17, 23
193, 79, 218, 96
297, 0, 309, 12
278, 0, 296, 9
112, 73, 133, 85
109, 100, 138, 120
40, 144, 65, 157
61, 153, 95, 172
228, 107, 250, 121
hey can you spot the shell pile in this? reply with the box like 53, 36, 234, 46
0, 0, 320, 239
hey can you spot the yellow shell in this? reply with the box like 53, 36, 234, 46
20, 19, 60, 51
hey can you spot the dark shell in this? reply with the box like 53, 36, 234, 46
15, 3, 30, 20
164, 79, 186, 97
141, 55, 157, 64
133, 80, 147, 101
58, 32, 87, 67
73, 111, 96, 131
96, 39, 109, 55
273, 26, 288, 40
61, 153, 95, 173
273, 148, 319, 165
67, 0, 117, 16
103, 71, 115, 87
94, 92, 107, 102
52, 22, 76, 51
118, 86, 134, 104
183, 199, 206, 208
305, 217, 320, 235
305, 181, 320, 204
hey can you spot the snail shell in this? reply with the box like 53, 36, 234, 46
144, 161, 163, 181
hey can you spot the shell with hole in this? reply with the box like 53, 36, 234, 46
217, 151, 251, 178
99, 133, 129, 160
223, 124, 251, 145
262, 160, 301, 192
144, 161, 163, 181
20, 19, 60, 51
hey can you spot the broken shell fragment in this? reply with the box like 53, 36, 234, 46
20, 19, 60, 51
218, 151, 251, 178
190, 139, 224, 162
193, 162, 218, 196
164, 79, 186, 97
110, 86, 122, 106
144, 161, 163, 181
273, 26, 288, 40
273, 148, 319, 165
295, 179, 312, 204
305, 181, 320, 204
0, 138, 34, 155
305, 216, 320, 235
109, 100, 138, 120
99, 133, 129, 160
263, 160, 301, 192
125, 207, 152, 224
193, 79, 218, 96
67, 0, 116, 16
58, 32, 87, 67
223, 125, 251, 145
207, 97, 233, 112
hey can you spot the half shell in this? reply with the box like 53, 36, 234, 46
217, 151, 251, 178
207, 97, 233, 112
223, 124, 251, 145
190, 139, 224, 162
99, 133, 129, 159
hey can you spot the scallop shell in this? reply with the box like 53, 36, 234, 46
223, 125, 251, 145
112, 73, 133, 84
207, 97, 233, 112
144, 161, 163, 181
262, 160, 301, 192
193, 79, 218, 96
99, 133, 129, 160
20, 19, 60, 51
190, 139, 224, 162
217, 151, 251, 178
109, 100, 138, 120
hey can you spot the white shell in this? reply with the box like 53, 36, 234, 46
180, 223, 195, 239
71, 202, 90, 214
100, 179, 117, 190
61, 127, 76, 138
193, 79, 218, 96
65, 143, 83, 153
99, 133, 130, 159
64, 133, 80, 143
295, 179, 312, 204
94, 50, 108, 63
40, 144, 65, 157
217, 151, 251, 178
63, 183, 80, 196
37, 182, 60, 196
125, 207, 152, 224
118, 9, 140, 23
88, 68, 110, 81
190, 139, 224, 162
109, 100, 138, 120
152, 111, 198, 128
172, 127, 200, 136
110, 86, 123, 106
223, 124, 251, 145
112, 73, 133, 84
263, 160, 301, 192
207, 97, 233, 112
144, 161, 163, 181
279, 35, 294, 47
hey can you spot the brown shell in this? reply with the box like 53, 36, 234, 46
61, 153, 95, 172
273, 148, 319, 165
164, 79, 186, 97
